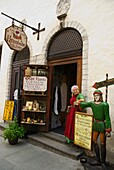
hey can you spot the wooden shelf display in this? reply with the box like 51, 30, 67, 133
21, 65, 48, 132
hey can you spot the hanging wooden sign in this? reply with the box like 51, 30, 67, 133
3, 100, 14, 121
4, 25, 27, 51
92, 74, 114, 102
92, 78, 114, 89
74, 112, 93, 150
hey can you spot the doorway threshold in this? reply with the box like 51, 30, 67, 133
51, 126, 64, 135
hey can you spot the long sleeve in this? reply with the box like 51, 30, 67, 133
104, 103, 112, 132
80, 101, 92, 109
76, 93, 85, 100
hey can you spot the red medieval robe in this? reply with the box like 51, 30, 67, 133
64, 93, 84, 143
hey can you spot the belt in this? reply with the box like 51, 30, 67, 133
94, 119, 104, 122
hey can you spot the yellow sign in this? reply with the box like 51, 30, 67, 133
3, 100, 14, 121
74, 112, 93, 150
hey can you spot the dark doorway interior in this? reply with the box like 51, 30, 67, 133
51, 63, 77, 135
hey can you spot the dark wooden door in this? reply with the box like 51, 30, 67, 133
10, 47, 30, 121
10, 61, 28, 100
10, 47, 30, 100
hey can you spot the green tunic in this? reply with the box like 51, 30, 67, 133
80, 101, 111, 133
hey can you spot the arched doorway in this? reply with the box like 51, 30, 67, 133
10, 46, 30, 100
47, 28, 83, 134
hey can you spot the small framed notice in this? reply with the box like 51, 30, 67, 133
74, 112, 93, 150
3, 100, 14, 121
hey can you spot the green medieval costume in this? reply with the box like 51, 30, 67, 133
79, 90, 112, 166
80, 101, 111, 133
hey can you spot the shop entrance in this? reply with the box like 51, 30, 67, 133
50, 62, 77, 135
47, 28, 83, 134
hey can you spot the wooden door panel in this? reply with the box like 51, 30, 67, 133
10, 67, 20, 100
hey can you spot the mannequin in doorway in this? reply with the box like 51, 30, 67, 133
59, 75, 68, 126
53, 83, 61, 116
64, 85, 85, 143
60, 75, 67, 112
13, 89, 18, 118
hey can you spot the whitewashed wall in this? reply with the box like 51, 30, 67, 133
70, 0, 114, 127
0, 0, 114, 131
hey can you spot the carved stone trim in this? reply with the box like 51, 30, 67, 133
56, 0, 71, 18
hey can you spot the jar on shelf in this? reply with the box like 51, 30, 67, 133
25, 67, 32, 76
32, 68, 37, 76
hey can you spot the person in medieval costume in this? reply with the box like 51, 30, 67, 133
79, 89, 112, 167
64, 85, 85, 143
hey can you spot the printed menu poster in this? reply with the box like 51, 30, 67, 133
23, 76, 47, 92
74, 112, 93, 150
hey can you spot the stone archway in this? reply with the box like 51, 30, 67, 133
42, 21, 89, 98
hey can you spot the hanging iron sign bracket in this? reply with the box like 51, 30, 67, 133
1, 12, 45, 40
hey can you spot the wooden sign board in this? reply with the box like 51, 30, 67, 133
23, 76, 47, 92
4, 25, 27, 51
3, 100, 14, 121
74, 112, 93, 150
92, 78, 114, 89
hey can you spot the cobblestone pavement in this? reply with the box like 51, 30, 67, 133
0, 130, 84, 170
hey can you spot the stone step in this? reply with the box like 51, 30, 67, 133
0, 123, 84, 160
27, 132, 84, 160
0, 122, 6, 130
39, 131, 65, 143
